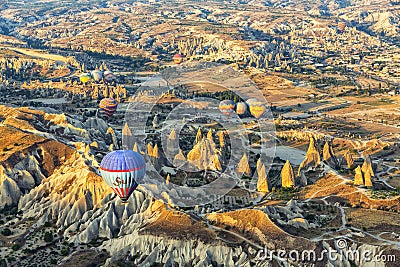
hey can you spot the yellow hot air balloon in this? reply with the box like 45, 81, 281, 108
80, 73, 91, 84
246, 98, 266, 119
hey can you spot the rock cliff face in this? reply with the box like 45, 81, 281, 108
281, 160, 295, 188
322, 141, 338, 169
298, 136, 321, 176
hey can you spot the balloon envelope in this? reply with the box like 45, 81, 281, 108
173, 54, 183, 64
79, 73, 91, 83
219, 100, 235, 116
103, 70, 115, 82
100, 150, 146, 203
246, 98, 266, 119
91, 70, 103, 82
99, 98, 118, 117
236, 102, 247, 115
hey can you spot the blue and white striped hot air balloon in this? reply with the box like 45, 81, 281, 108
100, 150, 146, 203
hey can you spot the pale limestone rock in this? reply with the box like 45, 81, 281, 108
217, 131, 225, 148
207, 129, 213, 141
147, 143, 153, 156
166, 129, 178, 158
281, 160, 295, 188
173, 149, 187, 167
195, 128, 203, 145
237, 153, 251, 176
210, 154, 222, 171
344, 150, 354, 168
257, 164, 269, 192
0, 177, 21, 207
364, 169, 373, 187
152, 144, 160, 159
362, 155, 374, 177
187, 138, 220, 171
323, 141, 338, 168
354, 166, 364, 186
298, 136, 320, 176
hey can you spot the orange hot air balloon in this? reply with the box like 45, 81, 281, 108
173, 54, 183, 64
219, 100, 235, 116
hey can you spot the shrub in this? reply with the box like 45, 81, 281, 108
1, 228, 12, 236
11, 244, 20, 251
60, 248, 69, 256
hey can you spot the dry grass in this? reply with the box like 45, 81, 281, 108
207, 209, 315, 251
139, 202, 217, 244
346, 208, 400, 233
0, 125, 45, 162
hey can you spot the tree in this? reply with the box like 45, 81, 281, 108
1, 228, 11, 236
44, 232, 54, 242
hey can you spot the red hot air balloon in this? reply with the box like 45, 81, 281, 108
100, 150, 146, 203
173, 54, 183, 64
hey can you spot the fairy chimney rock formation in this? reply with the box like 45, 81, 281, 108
281, 160, 295, 188
298, 136, 321, 176
187, 138, 220, 171
344, 150, 354, 169
354, 166, 364, 186
323, 141, 338, 168
166, 128, 179, 158
257, 164, 269, 192
364, 169, 373, 187
362, 155, 374, 177
207, 129, 213, 141
147, 143, 153, 156
237, 153, 251, 176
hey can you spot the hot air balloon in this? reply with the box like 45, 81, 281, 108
246, 98, 266, 119
337, 21, 346, 32
236, 102, 248, 115
103, 70, 116, 82
99, 98, 118, 117
219, 100, 235, 116
91, 69, 103, 82
173, 54, 183, 64
79, 73, 91, 84
100, 150, 146, 203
